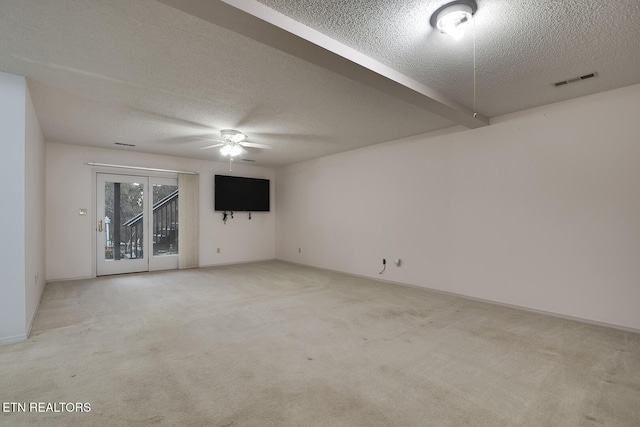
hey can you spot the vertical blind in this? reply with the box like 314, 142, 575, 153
178, 173, 199, 269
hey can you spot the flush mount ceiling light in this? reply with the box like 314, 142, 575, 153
430, 0, 477, 40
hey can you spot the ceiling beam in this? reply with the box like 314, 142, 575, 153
156, 0, 489, 129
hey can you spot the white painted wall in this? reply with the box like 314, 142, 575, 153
46, 143, 275, 281
0, 72, 27, 343
276, 83, 640, 331
24, 84, 47, 334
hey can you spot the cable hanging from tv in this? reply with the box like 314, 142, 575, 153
222, 211, 254, 224
222, 211, 233, 224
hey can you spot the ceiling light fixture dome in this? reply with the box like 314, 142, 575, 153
430, 0, 477, 40
228, 145, 242, 157
220, 143, 243, 157
220, 144, 232, 156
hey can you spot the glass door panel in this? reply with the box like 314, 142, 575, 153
97, 174, 149, 276
149, 177, 179, 271
152, 183, 178, 256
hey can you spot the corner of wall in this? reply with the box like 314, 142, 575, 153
24, 81, 47, 334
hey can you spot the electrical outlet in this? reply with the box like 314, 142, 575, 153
217, 248, 221, 254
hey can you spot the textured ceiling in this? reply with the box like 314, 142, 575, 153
1, 0, 639, 167
258, 0, 640, 117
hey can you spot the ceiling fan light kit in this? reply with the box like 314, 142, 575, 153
198, 129, 272, 160
431, 0, 477, 40
220, 144, 243, 157
195, 128, 274, 170
219, 129, 246, 158
220, 129, 247, 143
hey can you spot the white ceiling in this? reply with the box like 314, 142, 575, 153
1, 0, 639, 167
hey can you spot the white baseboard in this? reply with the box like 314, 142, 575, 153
0, 334, 27, 345
25, 284, 46, 340
46, 275, 95, 283
278, 259, 640, 334
198, 258, 276, 269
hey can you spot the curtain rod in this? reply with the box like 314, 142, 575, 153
87, 162, 197, 175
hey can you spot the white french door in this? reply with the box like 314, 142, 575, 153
96, 173, 178, 276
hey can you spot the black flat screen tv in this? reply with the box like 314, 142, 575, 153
214, 175, 270, 212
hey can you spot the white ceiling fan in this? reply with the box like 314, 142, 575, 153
198, 129, 272, 157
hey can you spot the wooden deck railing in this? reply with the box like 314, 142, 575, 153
122, 190, 178, 258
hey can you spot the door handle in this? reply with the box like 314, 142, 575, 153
98, 219, 103, 232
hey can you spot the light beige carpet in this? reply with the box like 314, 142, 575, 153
1, 261, 639, 426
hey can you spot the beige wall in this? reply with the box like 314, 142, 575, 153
0, 72, 27, 343
276, 83, 640, 330
0, 72, 46, 344
46, 143, 275, 281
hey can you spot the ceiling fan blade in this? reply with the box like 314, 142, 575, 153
199, 143, 225, 150
250, 132, 333, 144
187, 135, 222, 141
240, 141, 272, 149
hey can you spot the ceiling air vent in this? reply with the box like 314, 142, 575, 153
114, 142, 136, 147
553, 72, 597, 87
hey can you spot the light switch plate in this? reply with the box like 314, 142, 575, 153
79, 209, 87, 216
